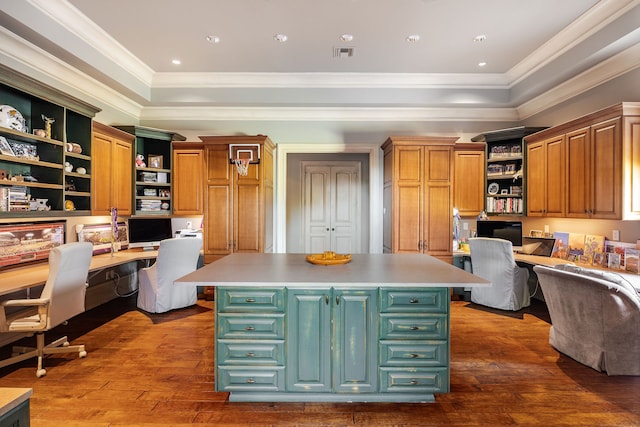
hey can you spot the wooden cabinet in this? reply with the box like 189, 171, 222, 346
200, 135, 275, 264
286, 288, 377, 393
472, 127, 545, 216
115, 126, 185, 215
525, 103, 639, 220
91, 122, 133, 216
0, 65, 99, 216
172, 144, 204, 215
453, 143, 485, 217
526, 135, 565, 217
382, 136, 457, 263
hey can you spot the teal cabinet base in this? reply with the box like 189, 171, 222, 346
227, 392, 436, 403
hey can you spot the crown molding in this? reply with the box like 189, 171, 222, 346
517, 41, 640, 119
151, 72, 510, 89
28, 0, 155, 86
140, 106, 520, 123
506, 0, 640, 85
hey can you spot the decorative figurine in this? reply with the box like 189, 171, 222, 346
41, 114, 55, 139
135, 153, 146, 168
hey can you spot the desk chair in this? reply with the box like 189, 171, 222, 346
137, 238, 201, 313
468, 237, 531, 311
0, 242, 93, 377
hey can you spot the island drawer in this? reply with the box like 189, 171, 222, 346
217, 340, 284, 365
379, 340, 448, 366
217, 313, 285, 339
217, 366, 285, 392
379, 288, 448, 313
217, 287, 285, 312
379, 314, 448, 340
379, 367, 449, 393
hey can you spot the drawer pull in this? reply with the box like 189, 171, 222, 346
409, 379, 419, 385
246, 352, 255, 357
409, 298, 419, 304
409, 353, 420, 358
409, 326, 420, 331
245, 326, 255, 331
246, 378, 256, 384
245, 298, 256, 303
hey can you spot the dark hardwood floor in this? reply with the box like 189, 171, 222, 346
0, 295, 638, 426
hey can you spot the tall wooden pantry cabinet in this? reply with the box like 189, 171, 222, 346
199, 135, 275, 264
382, 136, 458, 263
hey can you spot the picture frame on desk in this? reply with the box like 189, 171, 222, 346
593, 252, 605, 267
608, 253, 621, 270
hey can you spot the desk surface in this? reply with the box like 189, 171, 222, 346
514, 253, 640, 290
177, 253, 490, 288
0, 249, 157, 297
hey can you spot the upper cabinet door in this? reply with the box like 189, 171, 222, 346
173, 147, 204, 215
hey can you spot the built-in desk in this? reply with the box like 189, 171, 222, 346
0, 249, 157, 297
0, 388, 32, 426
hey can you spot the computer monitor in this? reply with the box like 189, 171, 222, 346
128, 217, 173, 250
476, 220, 523, 251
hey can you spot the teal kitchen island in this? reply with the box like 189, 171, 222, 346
176, 253, 489, 402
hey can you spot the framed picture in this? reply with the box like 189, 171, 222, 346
0, 137, 15, 156
148, 155, 163, 169
504, 163, 517, 173
592, 252, 605, 266
530, 230, 543, 238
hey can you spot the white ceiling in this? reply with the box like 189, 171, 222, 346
1, 0, 639, 143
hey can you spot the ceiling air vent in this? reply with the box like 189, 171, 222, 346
333, 47, 354, 58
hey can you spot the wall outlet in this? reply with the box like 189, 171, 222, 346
612, 230, 620, 241
544, 225, 549, 233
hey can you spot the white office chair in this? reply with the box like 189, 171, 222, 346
0, 241, 93, 377
468, 237, 531, 311
136, 238, 201, 313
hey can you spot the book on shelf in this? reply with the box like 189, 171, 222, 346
624, 248, 639, 273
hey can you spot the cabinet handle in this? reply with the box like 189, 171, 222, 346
326, 228, 330, 231
418, 240, 422, 250
246, 378, 256, 384
409, 353, 420, 358
409, 379, 419, 385
325, 295, 329, 305
409, 326, 420, 331
336, 295, 340, 305
409, 298, 419, 304
245, 326, 255, 331
246, 352, 255, 357
245, 298, 256, 303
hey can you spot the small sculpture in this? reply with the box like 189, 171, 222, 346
135, 153, 146, 168
41, 114, 55, 139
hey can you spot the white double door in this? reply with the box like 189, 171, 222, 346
303, 161, 361, 254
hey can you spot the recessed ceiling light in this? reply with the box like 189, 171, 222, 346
406, 34, 420, 43
473, 34, 487, 42
340, 34, 354, 42
274, 34, 288, 42
171, 59, 181, 65
478, 61, 487, 67
206, 35, 220, 44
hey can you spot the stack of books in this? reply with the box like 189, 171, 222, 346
137, 199, 162, 211
2, 186, 30, 211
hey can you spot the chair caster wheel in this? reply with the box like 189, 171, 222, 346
79, 351, 87, 358
36, 369, 46, 378
62, 341, 70, 347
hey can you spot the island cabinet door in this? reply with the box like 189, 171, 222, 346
286, 289, 378, 393
286, 289, 332, 392
332, 289, 378, 393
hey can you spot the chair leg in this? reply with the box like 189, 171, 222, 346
4, 333, 86, 378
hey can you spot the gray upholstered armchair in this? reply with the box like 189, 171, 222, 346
534, 264, 640, 376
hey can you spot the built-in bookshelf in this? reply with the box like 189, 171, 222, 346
472, 127, 546, 216
115, 125, 185, 215
0, 65, 99, 216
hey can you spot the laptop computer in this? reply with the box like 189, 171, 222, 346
519, 236, 556, 257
